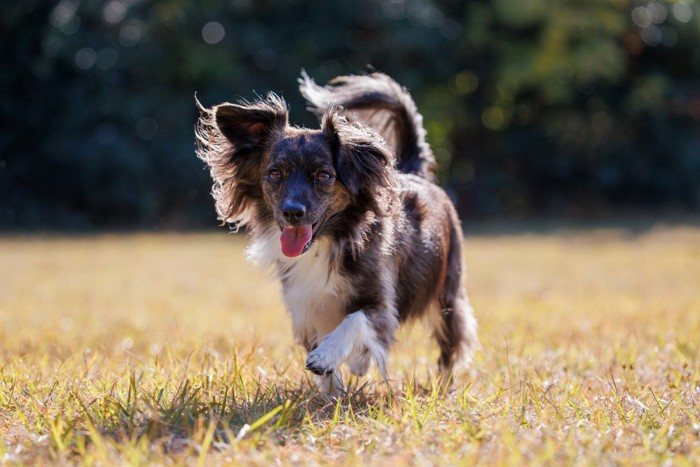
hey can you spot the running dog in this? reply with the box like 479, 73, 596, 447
195, 72, 477, 396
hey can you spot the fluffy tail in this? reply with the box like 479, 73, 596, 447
299, 71, 436, 180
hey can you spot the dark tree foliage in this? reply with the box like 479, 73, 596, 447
450, 0, 700, 216
1, 0, 699, 230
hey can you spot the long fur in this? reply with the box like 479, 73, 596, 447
196, 72, 478, 396
195, 94, 288, 232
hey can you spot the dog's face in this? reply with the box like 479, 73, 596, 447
262, 131, 351, 257
199, 94, 397, 257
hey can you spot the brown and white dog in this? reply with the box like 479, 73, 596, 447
196, 72, 477, 396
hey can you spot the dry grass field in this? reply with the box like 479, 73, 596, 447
1, 222, 699, 465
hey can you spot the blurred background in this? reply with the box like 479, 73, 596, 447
2, 0, 699, 231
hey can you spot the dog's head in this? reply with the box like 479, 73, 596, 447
196, 94, 397, 257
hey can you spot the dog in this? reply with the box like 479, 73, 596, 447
195, 72, 477, 396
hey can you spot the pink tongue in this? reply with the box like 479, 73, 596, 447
280, 225, 313, 257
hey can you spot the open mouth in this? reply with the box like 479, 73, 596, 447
279, 223, 318, 257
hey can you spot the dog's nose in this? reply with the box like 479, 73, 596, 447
281, 201, 306, 221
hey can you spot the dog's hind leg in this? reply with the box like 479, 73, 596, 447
432, 226, 478, 385
433, 294, 477, 382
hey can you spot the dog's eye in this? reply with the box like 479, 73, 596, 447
267, 168, 282, 181
315, 170, 333, 183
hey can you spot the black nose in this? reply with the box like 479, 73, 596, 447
281, 201, 306, 221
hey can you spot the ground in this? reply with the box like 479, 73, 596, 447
1, 220, 699, 464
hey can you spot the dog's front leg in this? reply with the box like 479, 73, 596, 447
306, 310, 390, 395
315, 371, 344, 398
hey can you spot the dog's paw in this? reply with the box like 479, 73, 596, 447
306, 332, 351, 376
305, 347, 336, 376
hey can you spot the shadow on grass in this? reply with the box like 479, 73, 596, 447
84, 371, 419, 457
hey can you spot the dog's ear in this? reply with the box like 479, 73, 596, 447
214, 96, 287, 151
195, 94, 288, 227
323, 113, 398, 216
213, 94, 288, 152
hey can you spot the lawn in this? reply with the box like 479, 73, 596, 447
1, 222, 699, 464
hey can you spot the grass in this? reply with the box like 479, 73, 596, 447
1, 222, 699, 465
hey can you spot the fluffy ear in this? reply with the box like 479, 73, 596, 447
195, 94, 287, 227
322, 112, 398, 216
214, 95, 287, 150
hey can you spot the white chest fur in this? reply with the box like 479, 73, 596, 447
247, 229, 351, 347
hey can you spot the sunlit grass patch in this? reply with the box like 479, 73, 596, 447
1, 225, 699, 464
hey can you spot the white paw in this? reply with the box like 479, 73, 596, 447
306, 338, 348, 376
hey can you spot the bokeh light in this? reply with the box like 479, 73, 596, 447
103, 0, 128, 24
119, 20, 145, 47
672, 2, 693, 23
75, 47, 97, 70
202, 21, 225, 45
50, 0, 78, 28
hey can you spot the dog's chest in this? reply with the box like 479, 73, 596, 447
280, 245, 351, 346
247, 232, 351, 346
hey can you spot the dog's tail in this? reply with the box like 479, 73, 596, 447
300, 71, 436, 180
